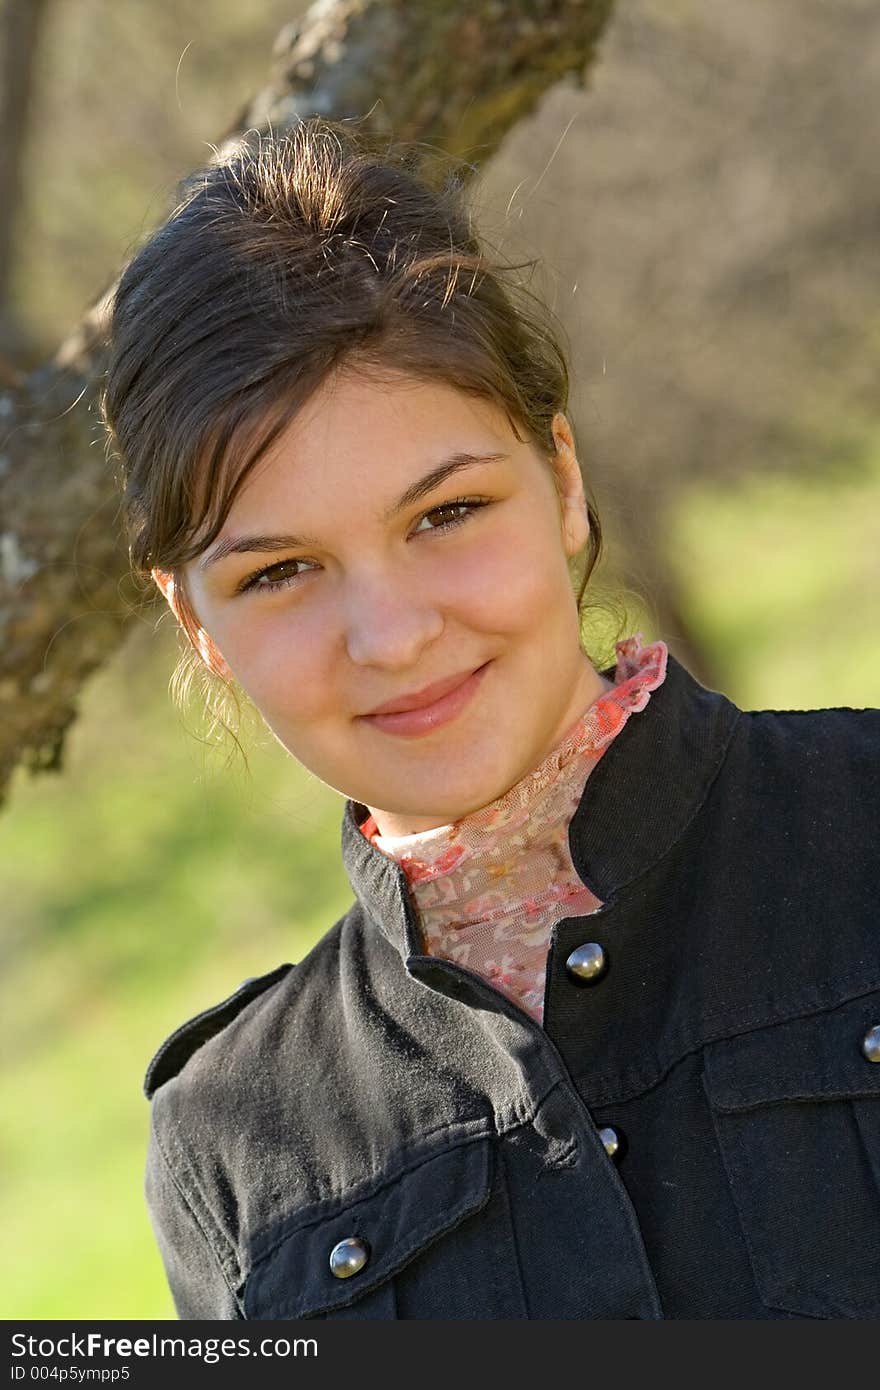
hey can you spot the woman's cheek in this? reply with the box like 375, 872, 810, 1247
223, 605, 332, 718
457, 530, 562, 633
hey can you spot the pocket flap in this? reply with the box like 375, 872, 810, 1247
243, 1136, 493, 1319
704, 993, 880, 1112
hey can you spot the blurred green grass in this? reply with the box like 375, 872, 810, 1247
2, 451, 879, 1317
668, 448, 880, 709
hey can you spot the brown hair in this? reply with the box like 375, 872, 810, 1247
100, 117, 618, 751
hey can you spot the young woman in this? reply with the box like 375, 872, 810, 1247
101, 118, 880, 1321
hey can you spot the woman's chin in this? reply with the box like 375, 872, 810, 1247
363, 767, 512, 836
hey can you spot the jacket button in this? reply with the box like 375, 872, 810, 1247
598, 1125, 626, 1161
862, 1024, 880, 1062
565, 942, 607, 983
329, 1236, 370, 1278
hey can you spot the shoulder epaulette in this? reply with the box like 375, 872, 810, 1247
143, 962, 295, 1099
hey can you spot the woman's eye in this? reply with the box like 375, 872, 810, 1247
238, 558, 316, 595
238, 497, 489, 595
412, 497, 489, 535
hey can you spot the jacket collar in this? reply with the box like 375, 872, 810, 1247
340, 651, 742, 958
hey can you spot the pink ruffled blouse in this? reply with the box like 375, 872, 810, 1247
358, 634, 668, 1025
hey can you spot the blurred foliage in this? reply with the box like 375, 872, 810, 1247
1, 0, 878, 1318
670, 447, 880, 710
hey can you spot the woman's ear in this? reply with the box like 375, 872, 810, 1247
549, 412, 590, 558
151, 567, 233, 679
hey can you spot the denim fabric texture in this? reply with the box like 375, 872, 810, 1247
143, 652, 880, 1320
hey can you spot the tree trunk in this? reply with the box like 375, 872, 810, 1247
0, 0, 615, 808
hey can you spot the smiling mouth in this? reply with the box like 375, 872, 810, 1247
362, 664, 488, 716
358, 661, 493, 738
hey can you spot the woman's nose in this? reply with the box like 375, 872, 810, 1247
343, 581, 444, 668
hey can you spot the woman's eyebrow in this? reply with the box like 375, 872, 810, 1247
198, 451, 509, 571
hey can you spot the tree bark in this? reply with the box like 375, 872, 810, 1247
0, 0, 615, 808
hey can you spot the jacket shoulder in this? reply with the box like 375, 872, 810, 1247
739, 701, 880, 766
725, 703, 879, 873
143, 962, 295, 1100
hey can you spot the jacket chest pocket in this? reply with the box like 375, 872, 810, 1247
242, 1133, 524, 1320
703, 993, 880, 1319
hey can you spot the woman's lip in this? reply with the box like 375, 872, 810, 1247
359, 661, 492, 737
364, 664, 486, 715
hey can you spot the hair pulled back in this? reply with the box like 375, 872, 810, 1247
100, 117, 608, 739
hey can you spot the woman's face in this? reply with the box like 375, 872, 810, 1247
155, 369, 610, 834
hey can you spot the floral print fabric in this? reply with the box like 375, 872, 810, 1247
359, 634, 668, 1025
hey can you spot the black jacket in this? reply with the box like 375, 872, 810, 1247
143, 652, 880, 1320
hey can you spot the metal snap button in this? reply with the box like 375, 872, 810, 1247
861, 1024, 880, 1063
565, 942, 607, 983
598, 1125, 626, 1161
329, 1236, 370, 1279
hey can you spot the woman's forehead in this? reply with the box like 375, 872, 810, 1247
187, 369, 536, 564
236, 377, 516, 495
272, 371, 514, 456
